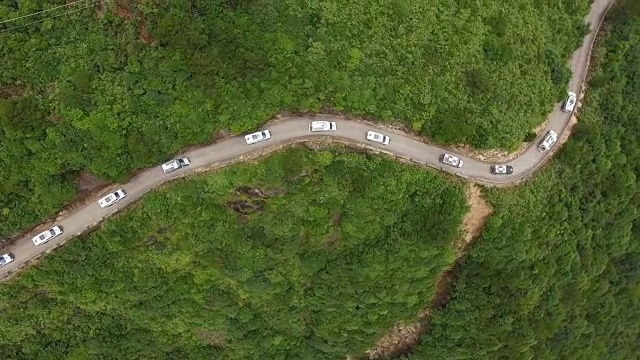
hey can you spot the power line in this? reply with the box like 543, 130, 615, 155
0, 0, 108, 34
0, 0, 94, 25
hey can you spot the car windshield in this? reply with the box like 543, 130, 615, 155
0, 258, 6, 265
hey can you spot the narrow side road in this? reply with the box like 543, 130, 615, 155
0, 0, 615, 280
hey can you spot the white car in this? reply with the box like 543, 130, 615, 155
440, 154, 464, 168
366, 131, 390, 145
99, 189, 127, 208
538, 130, 558, 151
161, 157, 191, 173
245, 130, 271, 145
562, 92, 577, 113
32, 226, 63, 246
309, 121, 337, 132
0, 253, 14, 267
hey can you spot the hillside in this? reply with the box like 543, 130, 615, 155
0, 0, 589, 237
0, 149, 468, 359
409, 3, 640, 358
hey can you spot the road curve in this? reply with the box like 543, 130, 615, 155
0, 0, 616, 279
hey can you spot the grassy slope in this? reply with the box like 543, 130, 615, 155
0, 0, 589, 237
0, 148, 467, 359
410, 4, 640, 359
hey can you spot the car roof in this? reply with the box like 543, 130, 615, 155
162, 160, 178, 168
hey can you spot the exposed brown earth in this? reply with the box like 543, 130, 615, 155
109, 0, 154, 43
76, 171, 110, 195
138, 19, 153, 43
456, 184, 494, 256
0, 83, 26, 99
361, 321, 422, 360
228, 199, 265, 215
197, 329, 227, 347
228, 186, 287, 215
95, 0, 106, 17
113, 6, 133, 21
557, 113, 580, 150
236, 186, 269, 198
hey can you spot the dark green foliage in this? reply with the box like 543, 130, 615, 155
0, 0, 588, 237
410, 4, 640, 359
0, 148, 468, 359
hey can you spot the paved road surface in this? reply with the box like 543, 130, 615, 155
0, 0, 616, 280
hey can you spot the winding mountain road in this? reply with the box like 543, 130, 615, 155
0, 0, 616, 280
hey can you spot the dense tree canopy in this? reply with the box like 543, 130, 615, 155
410, 4, 640, 359
2, 1, 636, 358
0, 148, 468, 359
0, 0, 588, 237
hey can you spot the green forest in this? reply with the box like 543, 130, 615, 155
0, 148, 468, 359
2, 0, 639, 359
410, 3, 640, 359
0, 0, 588, 237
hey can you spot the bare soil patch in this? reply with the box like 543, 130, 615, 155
197, 329, 227, 347
114, 7, 133, 21
75, 172, 110, 195
557, 114, 579, 149
228, 199, 265, 215
456, 184, 494, 255
0, 83, 26, 99
236, 186, 269, 198
95, 0, 105, 17
228, 186, 286, 215
362, 322, 422, 360
138, 19, 153, 43
109, 0, 155, 43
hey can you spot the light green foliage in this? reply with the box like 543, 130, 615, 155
0, 148, 468, 359
411, 4, 640, 359
0, 0, 588, 237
